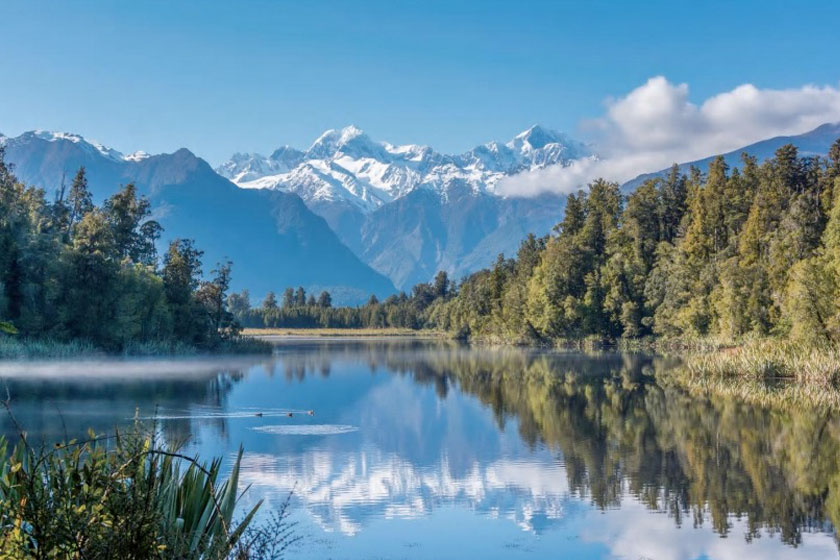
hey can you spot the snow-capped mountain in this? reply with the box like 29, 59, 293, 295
1, 129, 395, 303
214, 125, 590, 290
217, 125, 592, 212
4, 130, 152, 163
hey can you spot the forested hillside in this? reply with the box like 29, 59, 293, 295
426, 140, 840, 343
1, 131, 396, 305
0, 148, 243, 351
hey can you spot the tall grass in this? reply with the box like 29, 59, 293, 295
243, 327, 436, 337
663, 338, 840, 410
663, 373, 840, 411
0, 421, 297, 559
0, 336, 273, 360
681, 339, 840, 385
0, 337, 101, 359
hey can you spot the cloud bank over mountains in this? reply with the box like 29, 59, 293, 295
498, 76, 840, 196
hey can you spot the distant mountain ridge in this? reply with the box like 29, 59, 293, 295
217, 124, 592, 211
216, 125, 590, 289
0, 130, 396, 304
622, 122, 840, 191
6, 122, 837, 297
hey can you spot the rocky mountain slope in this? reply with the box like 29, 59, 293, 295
218, 125, 591, 288
0, 131, 396, 303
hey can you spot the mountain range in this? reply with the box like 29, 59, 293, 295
0, 131, 395, 304
217, 125, 590, 289
2, 122, 839, 301
622, 122, 840, 191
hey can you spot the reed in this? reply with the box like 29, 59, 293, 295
681, 339, 840, 385
660, 338, 840, 411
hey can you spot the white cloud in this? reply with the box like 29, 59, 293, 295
498, 76, 840, 196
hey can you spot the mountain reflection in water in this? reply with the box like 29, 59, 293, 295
0, 339, 837, 559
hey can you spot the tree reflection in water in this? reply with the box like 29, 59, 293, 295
1, 341, 838, 551
272, 340, 840, 547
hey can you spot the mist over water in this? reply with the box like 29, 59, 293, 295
1, 338, 838, 559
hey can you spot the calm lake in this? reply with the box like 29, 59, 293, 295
1, 338, 838, 559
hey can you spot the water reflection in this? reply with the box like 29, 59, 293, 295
0, 340, 838, 559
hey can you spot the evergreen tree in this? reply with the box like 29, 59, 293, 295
317, 291, 332, 308
67, 166, 94, 234
282, 287, 295, 308
262, 291, 278, 312
162, 239, 206, 344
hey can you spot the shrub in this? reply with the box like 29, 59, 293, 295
0, 422, 296, 559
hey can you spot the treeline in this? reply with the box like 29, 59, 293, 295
0, 148, 242, 351
427, 140, 840, 344
228, 272, 453, 329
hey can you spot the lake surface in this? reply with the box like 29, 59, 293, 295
1, 338, 838, 559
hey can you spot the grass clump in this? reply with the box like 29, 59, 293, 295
0, 337, 102, 360
662, 338, 840, 411
243, 327, 438, 338
682, 339, 840, 385
0, 336, 273, 360
664, 373, 840, 411
0, 422, 297, 559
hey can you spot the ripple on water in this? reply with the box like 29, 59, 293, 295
251, 424, 359, 436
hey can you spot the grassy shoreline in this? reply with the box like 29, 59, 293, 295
678, 340, 840, 384
658, 338, 840, 411
0, 335, 273, 360
6, 329, 840, 413
243, 327, 446, 338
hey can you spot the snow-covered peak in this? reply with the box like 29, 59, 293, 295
217, 124, 593, 212
124, 150, 151, 162
216, 147, 305, 183
269, 145, 305, 164
11, 130, 165, 164
507, 125, 588, 156
306, 125, 384, 160
22, 130, 126, 162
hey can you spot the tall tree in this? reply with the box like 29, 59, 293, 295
294, 286, 306, 307
262, 291, 278, 312
282, 287, 295, 308
162, 239, 205, 343
317, 291, 332, 308
67, 167, 94, 234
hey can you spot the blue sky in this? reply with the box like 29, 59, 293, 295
1, 0, 839, 164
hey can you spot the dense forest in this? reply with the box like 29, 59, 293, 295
235, 140, 840, 346
8, 139, 840, 348
428, 141, 840, 344
229, 272, 452, 330
0, 148, 242, 351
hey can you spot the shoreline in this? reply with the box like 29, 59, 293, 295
242, 327, 447, 338
0, 336, 273, 360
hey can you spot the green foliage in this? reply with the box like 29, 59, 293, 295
0, 149, 250, 353
368, 347, 840, 543
232, 139, 840, 346
423, 142, 840, 345
0, 424, 296, 559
